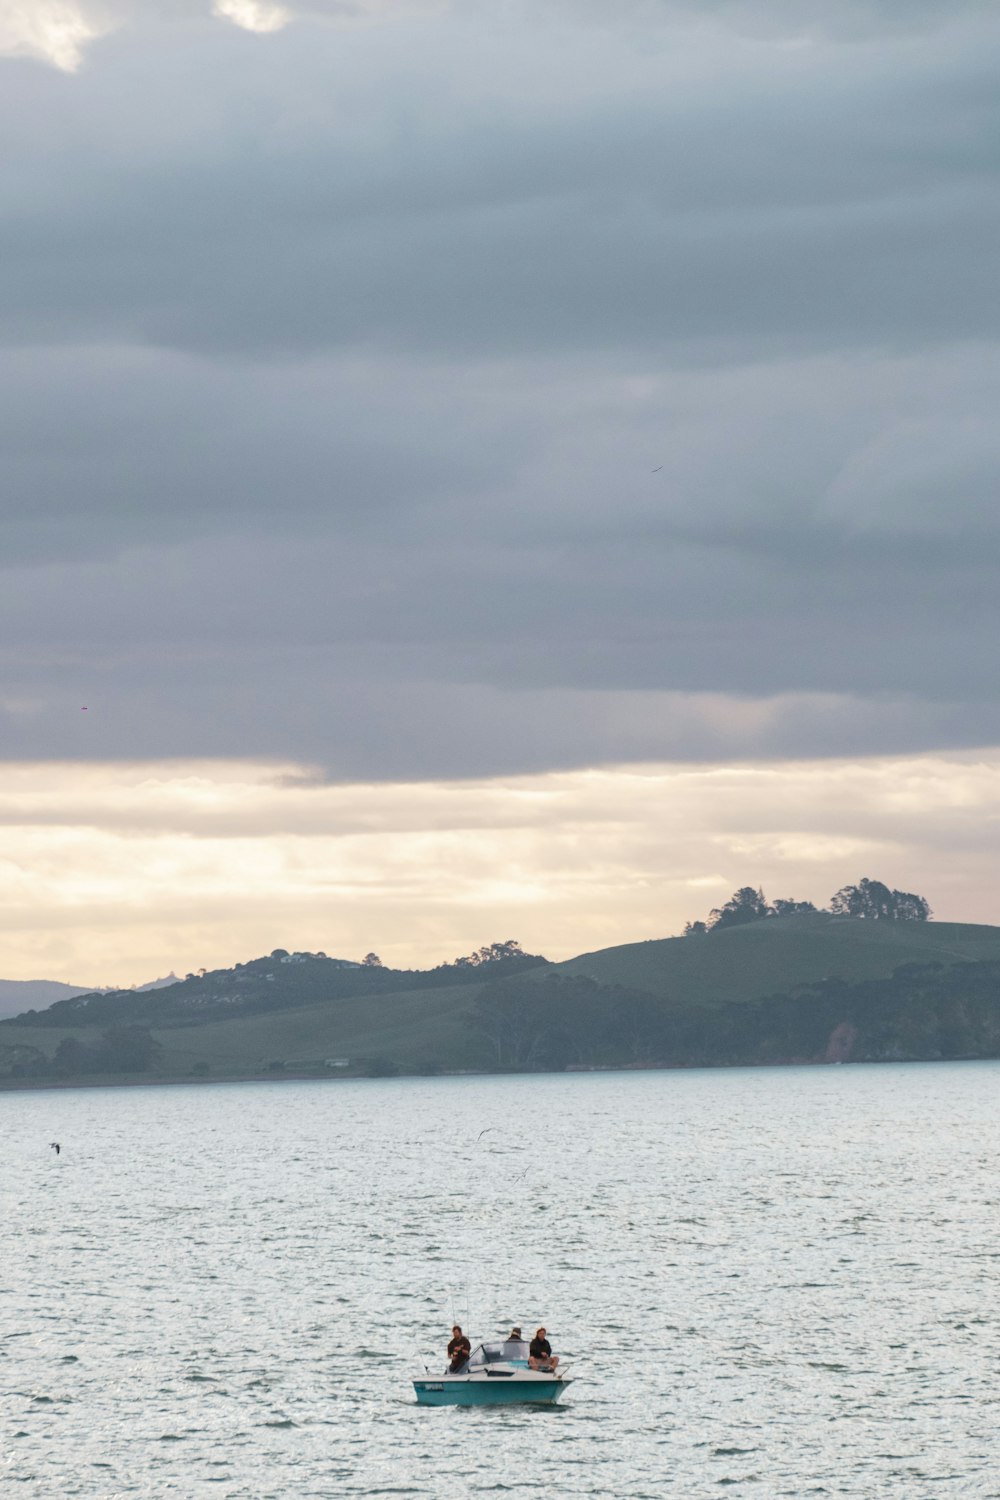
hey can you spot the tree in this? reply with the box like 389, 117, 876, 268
363, 1057, 400, 1077
611, 988, 670, 1063
709, 887, 772, 930
95, 1027, 161, 1074
470, 973, 673, 1070
892, 889, 932, 922
443, 940, 546, 972
470, 975, 545, 1067
831, 878, 894, 919
448, 939, 526, 968
362, 952, 383, 967
830, 878, 930, 921
683, 920, 708, 937
53, 1037, 90, 1074
771, 899, 817, 917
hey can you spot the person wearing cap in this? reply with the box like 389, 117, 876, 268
529, 1327, 558, 1372
501, 1326, 529, 1362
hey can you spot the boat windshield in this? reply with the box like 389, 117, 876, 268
466, 1343, 508, 1368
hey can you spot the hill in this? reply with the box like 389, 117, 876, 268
552, 912, 1000, 1007
8, 946, 545, 1032
0, 979, 92, 1022
0, 972, 180, 1022
6, 915, 1000, 1086
0, 975, 487, 1082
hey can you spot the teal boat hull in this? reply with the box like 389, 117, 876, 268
413, 1376, 569, 1407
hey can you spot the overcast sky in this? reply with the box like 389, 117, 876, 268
2, 0, 998, 979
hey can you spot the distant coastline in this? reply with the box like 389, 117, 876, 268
6, 913, 1000, 1091
4, 1052, 999, 1098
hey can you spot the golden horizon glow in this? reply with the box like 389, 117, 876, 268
1, 751, 998, 985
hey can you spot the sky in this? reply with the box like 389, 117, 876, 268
1, 0, 999, 982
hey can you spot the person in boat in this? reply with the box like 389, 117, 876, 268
529, 1327, 558, 1372
447, 1325, 471, 1373
501, 1326, 529, 1361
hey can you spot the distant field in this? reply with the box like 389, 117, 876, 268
553, 915, 1000, 1008
150, 980, 485, 1076
0, 981, 486, 1079
0, 1023, 97, 1053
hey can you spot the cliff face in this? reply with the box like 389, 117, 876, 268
822, 1021, 858, 1064
672, 960, 1000, 1070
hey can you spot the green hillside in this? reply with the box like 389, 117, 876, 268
7, 914, 1000, 1085
151, 980, 485, 1076
0, 979, 485, 1082
554, 914, 1000, 1009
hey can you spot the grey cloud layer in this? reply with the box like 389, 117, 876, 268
4, 16, 998, 359
1, 2, 998, 774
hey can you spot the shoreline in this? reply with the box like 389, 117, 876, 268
1, 1052, 992, 1095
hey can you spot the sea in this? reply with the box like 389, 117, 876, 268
2, 1063, 998, 1498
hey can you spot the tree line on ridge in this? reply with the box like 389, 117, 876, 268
683, 877, 930, 936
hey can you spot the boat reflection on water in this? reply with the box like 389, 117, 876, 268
413, 1337, 573, 1407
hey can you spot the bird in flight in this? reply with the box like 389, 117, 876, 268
50, 1142, 61, 1155
652, 465, 663, 472
476, 1128, 495, 1143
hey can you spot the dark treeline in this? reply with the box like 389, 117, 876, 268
470, 960, 1000, 1071
13, 942, 549, 1031
8, 962, 1000, 1081
6, 1026, 161, 1081
683, 877, 930, 936
471, 974, 657, 1070
439, 939, 547, 973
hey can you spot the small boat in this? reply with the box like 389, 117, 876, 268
413, 1337, 572, 1407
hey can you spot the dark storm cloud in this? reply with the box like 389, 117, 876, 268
1, 0, 999, 774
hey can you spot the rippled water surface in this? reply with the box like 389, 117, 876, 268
3, 1064, 1000, 1497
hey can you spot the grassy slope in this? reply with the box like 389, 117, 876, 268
154, 981, 484, 1074
0, 981, 485, 1077
0, 1023, 95, 1056
8, 916, 1000, 1081
552, 915, 1000, 1009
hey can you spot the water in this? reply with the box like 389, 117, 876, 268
1, 1063, 998, 1498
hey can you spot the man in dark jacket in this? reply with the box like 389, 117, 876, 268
529, 1327, 558, 1371
447, 1325, 471, 1372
